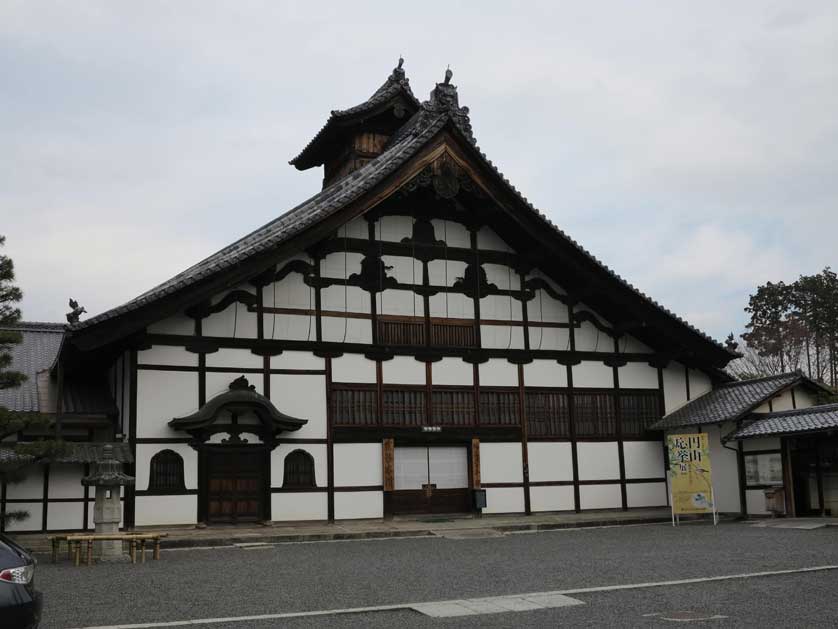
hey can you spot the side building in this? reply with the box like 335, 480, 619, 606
4, 62, 761, 531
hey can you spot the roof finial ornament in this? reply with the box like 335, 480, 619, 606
398, 56, 404, 70
66, 298, 86, 325
444, 65, 453, 85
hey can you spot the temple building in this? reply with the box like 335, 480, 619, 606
2, 61, 836, 531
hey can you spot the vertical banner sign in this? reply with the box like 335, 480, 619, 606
668, 433, 714, 515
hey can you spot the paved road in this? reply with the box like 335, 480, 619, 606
35, 521, 838, 628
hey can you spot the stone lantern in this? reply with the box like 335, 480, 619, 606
81, 444, 135, 562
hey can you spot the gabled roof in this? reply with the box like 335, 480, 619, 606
0, 322, 115, 417
730, 403, 838, 439
0, 322, 65, 412
290, 59, 420, 170
68, 65, 737, 367
651, 372, 829, 430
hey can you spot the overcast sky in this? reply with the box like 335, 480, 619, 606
2, 1, 836, 342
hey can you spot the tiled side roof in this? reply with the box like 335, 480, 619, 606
71, 69, 734, 364
0, 322, 65, 412
0, 442, 133, 465
650, 372, 801, 430
731, 403, 838, 439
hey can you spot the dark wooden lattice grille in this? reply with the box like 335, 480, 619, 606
376, 316, 477, 348
382, 386, 426, 426
573, 391, 617, 437
619, 391, 662, 437
331, 385, 377, 426
525, 389, 570, 437
148, 449, 186, 492
430, 387, 475, 426
479, 388, 521, 426
430, 320, 477, 347
283, 450, 316, 488
377, 318, 425, 346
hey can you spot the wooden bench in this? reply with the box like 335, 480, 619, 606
51, 533, 167, 566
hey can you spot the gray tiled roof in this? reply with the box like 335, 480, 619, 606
0, 322, 65, 412
0, 442, 133, 465
731, 403, 838, 439
289, 63, 420, 168
651, 372, 802, 430
71, 70, 735, 362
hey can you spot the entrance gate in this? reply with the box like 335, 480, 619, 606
203, 446, 268, 524
389, 446, 471, 515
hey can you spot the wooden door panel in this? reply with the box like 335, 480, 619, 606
205, 447, 266, 524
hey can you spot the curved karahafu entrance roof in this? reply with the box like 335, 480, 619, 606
169, 375, 307, 436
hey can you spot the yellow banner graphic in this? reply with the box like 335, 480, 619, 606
668, 433, 714, 514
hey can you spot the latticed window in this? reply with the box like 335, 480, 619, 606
148, 449, 186, 492
525, 389, 570, 437
573, 391, 617, 437
619, 391, 662, 437
283, 450, 316, 488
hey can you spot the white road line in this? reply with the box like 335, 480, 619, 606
68, 564, 838, 629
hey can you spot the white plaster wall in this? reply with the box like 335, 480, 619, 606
479, 442, 523, 483
794, 387, 816, 409
332, 354, 377, 384
333, 443, 382, 486
432, 358, 473, 385
382, 356, 426, 385
483, 487, 525, 514
619, 363, 659, 389
321, 284, 368, 314
334, 491, 383, 519
480, 325, 526, 350
5, 465, 43, 499
147, 314, 195, 336
138, 345, 198, 367
377, 289, 423, 316
704, 424, 742, 514
270, 444, 327, 488
745, 489, 769, 515
479, 359, 518, 387
530, 486, 575, 512
577, 442, 620, 481
428, 259, 468, 287
268, 314, 317, 341
321, 316, 372, 344
206, 348, 263, 369
573, 361, 614, 388
483, 263, 520, 291
48, 464, 85, 498
477, 226, 512, 252
623, 441, 665, 479
136, 370, 199, 439
266, 266, 313, 309
428, 292, 473, 318
626, 482, 668, 508
523, 360, 567, 387
5, 503, 43, 531
343, 216, 369, 240
135, 444, 198, 492
621, 336, 654, 353
662, 362, 689, 414
580, 484, 622, 510
481, 295, 522, 321
271, 492, 328, 521
202, 295, 258, 339
382, 255, 422, 285
47, 502, 85, 530
689, 369, 713, 399
742, 437, 781, 452
272, 351, 324, 370
321, 252, 364, 281
135, 495, 197, 526
528, 442, 573, 482
376, 215, 413, 242
431, 218, 470, 248
574, 322, 612, 353
270, 374, 327, 439
527, 327, 571, 352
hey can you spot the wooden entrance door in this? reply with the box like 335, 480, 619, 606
204, 447, 267, 524
390, 446, 471, 515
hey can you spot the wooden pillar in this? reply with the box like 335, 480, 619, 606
613, 338, 627, 511
566, 303, 580, 513
325, 357, 335, 522
737, 441, 748, 518
518, 364, 531, 515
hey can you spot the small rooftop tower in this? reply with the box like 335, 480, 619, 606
290, 59, 420, 188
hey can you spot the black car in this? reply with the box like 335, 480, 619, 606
0, 533, 42, 629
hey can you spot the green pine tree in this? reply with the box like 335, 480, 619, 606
1, 235, 66, 527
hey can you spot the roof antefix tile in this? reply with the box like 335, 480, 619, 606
71, 65, 734, 363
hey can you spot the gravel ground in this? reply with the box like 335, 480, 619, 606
36, 521, 838, 629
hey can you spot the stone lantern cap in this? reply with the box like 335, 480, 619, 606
81, 444, 135, 487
